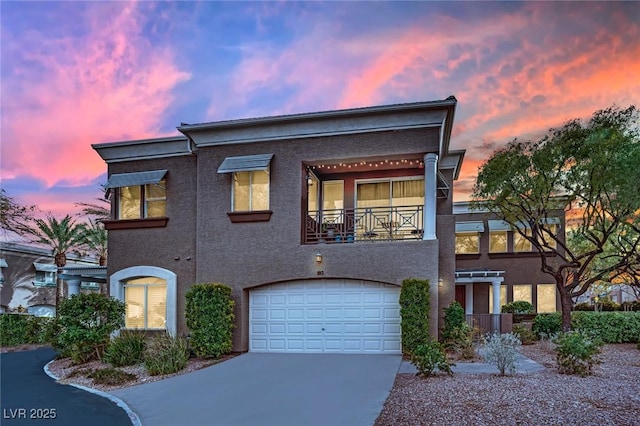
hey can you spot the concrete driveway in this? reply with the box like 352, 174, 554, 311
111, 353, 402, 426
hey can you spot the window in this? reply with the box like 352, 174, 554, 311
489, 285, 507, 312
322, 180, 344, 223
33, 263, 56, 287
233, 169, 270, 211
538, 224, 558, 250
489, 231, 508, 253
514, 228, 532, 252
537, 284, 557, 313
456, 232, 480, 254
118, 180, 166, 219
0, 258, 6, 284
123, 277, 167, 329
513, 284, 532, 304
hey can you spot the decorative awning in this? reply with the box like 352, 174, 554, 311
105, 170, 167, 188
217, 154, 273, 173
455, 269, 505, 283
488, 220, 511, 231
33, 263, 57, 272
455, 221, 485, 233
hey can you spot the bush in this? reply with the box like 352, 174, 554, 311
512, 325, 537, 345
185, 283, 235, 358
501, 301, 534, 314
554, 331, 602, 376
88, 367, 137, 386
411, 341, 454, 377
572, 302, 595, 311
479, 332, 522, 376
55, 293, 125, 364
443, 324, 477, 359
399, 278, 430, 355
532, 313, 562, 338
104, 330, 147, 367
143, 334, 189, 376
0, 314, 55, 346
442, 301, 465, 340
571, 311, 640, 343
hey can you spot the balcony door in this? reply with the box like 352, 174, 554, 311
355, 178, 424, 238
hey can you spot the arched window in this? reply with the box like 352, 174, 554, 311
110, 266, 177, 335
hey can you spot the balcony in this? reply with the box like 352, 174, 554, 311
304, 205, 424, 244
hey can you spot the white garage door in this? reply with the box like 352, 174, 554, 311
250, 279, 401, 353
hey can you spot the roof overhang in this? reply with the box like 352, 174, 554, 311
455, 270, 505, 283
92, 136, 192, 164
60, 266, 107, 283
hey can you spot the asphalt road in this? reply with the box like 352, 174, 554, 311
0, 347, 133, 426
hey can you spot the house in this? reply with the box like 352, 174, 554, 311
0, 242, 104, 316
92, 97, 465, 354
453, 202, 565, 317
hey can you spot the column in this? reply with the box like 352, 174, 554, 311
492, 279, 503, 333
423, 153, 438, 240
67, 279, 81, 297
465, 283, 473, 315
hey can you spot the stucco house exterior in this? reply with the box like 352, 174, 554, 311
93, 97, 465, 354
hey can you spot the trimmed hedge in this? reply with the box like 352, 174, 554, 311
501, 301, 534, 314
399, 278, 430, 355
532, 311, 640, 343
185, 283, 235, 358
571, 311, 640, 343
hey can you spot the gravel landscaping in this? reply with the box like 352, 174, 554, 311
375, 342, 640, 426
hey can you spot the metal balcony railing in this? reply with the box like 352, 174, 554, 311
304, 205, 424, 244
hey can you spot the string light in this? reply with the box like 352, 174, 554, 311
312, 158, 424, 170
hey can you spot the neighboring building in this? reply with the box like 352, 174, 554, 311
0, 242, 105, 315
93, 97, 465, 354
453, 202, 565, 316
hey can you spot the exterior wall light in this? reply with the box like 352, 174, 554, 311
438, 278, 444, 288
315, 252, 323, 264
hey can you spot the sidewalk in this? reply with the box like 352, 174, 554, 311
399, 352, 546, 374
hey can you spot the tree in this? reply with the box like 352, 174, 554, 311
0, 188, 37, 237
29, 215, 87, 312
473, 105, 640, 331
81, 218, 108, 266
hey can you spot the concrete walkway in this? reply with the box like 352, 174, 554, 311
399, 352, 546, 375
111, 353, 402, 426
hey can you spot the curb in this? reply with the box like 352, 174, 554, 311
44, 360, 143, 426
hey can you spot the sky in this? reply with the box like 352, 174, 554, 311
1, 1, 639, 219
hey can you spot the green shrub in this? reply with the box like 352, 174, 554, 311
554, 331, 602, 376
399, 278, 430, 355
443, 324, 477, 360
185, 283, 235, 358
104, 330, 147, 367
512, 324, 537, 345
0, 314, 54, 346
479, 332, 522, 376
532, 313, 562, 338
501, 301, 534, 314
411, 340, 454, 377
442, 301, 465, 340
571, 311, 640, 343
88, 367, 137, 386
573, 302, 595, 311
55, 293, 125, 364
143, 334, 189, 376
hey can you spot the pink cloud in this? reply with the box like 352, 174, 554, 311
1, 1, 190, 191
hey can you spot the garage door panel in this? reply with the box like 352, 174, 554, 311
249, 280, 401, 354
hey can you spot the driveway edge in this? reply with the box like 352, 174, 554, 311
44, 360, 142, 426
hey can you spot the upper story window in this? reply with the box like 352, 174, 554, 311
455, 221, 484, 254
488, 220, 510, 253
218, 154, 273, 221
33, 263, 56, 287
105, 170, 167, 220
514, 227, 533, 252
233, 170, 270, 212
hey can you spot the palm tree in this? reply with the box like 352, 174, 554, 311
30, 215, 87, 312
82, 219, 108, 266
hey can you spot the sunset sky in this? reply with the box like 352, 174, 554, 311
1, 1, 639, 219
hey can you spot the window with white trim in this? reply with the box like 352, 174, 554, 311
233, 169, 270, 212
33, 263, 56, 287
123, 277, 167, 329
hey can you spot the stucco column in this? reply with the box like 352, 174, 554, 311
492, 278, 503, 333
67, 279, 81, 297
465, 283, 473, 315
423, 153, 438, 240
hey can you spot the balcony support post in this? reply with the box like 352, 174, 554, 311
423, 153, 438, 240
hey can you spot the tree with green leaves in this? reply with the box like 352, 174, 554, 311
82, 218, 108, 266
473, 105, 640, 331
29, 215, 87, 311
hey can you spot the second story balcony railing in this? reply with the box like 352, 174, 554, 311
304, 205, 424, 244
